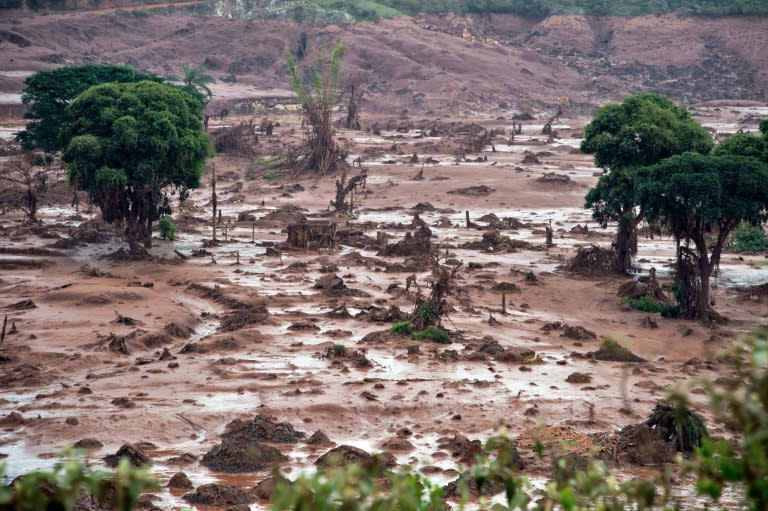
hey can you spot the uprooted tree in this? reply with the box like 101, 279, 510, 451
582, 93, 714, 274
62, 81, 213, 257
287, 42, 347, 175
636, 153, 768, 322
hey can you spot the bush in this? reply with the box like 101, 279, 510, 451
389, 321, 412, 336
620, 296, 664, 313
729, 221, 768, 253
158, 216, 176, 240
411, 326, 451, 344
0, 455, 156, 510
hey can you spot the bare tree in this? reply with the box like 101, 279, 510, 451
287, 42, 347, 176
410, 254, 463, 331
332, 168, 367, 214
0, 152, 47, 223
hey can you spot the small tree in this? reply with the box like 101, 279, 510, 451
62, 81, 213, 256
16, 64, 162, 153
178, 62, 214, 101
636, 153, 768, 322
582, 94, 713, 274
287, 42, 347, 175
0, 152, 47, 223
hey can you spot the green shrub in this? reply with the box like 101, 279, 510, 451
389, 321, 413, 336
158, 216, 176, 240
263, 170, 282, 180
411, 326, 451, 344
416, 303, 437, 324
620, 296, 664, 313
729, 221, 768, 253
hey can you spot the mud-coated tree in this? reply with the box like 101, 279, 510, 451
62, 81, 213, 256
17, 64, 162, 153
582, 93, 713, 274
636, 153, 768, 322
287, 42, 346, 175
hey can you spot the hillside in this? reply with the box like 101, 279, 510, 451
1, 10, 767, 118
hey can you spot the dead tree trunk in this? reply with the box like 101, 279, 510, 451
332, 168, 368, 215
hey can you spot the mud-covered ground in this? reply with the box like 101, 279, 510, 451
1, 101, 767, 509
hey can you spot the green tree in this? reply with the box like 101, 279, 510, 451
713, 132, 766, 161
178, 62, 215, 101
61, 81, 213, 257
636, 153, 768, 321
16, 64, 162, 153
582, 93, 713, 274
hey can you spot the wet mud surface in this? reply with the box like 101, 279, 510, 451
1, 105, 767, 509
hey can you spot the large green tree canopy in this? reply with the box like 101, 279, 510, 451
581, 93, 713, 274
17, 64, 162, 152
62, 80, 212, 254
636, 152, 768, 320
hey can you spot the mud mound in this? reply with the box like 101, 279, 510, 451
222, 414, 306, 444
257, 205, 307, 226
52, 219, 112, 249
460, 230, 532, 252
588, 338, 645, 362
219, 303, 270, 332
377, 226, 433, 258
537, 172, 571, 184
315, 445, 396, 472
183, 483, 254, 506
563, 244, 615, 275
438, 434, 483, 465
103, 444, 151, 468
447, 185, 495, 196
201, 441, 286, 473
605, 424, 677, 465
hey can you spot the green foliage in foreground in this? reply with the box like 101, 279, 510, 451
0, 456, 156, 511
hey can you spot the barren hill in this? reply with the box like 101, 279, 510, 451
1, 10, 767, 116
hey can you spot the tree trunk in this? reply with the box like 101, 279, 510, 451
613, 215, 635, 275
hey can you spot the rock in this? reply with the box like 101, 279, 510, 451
111, 397, 136, 408
0, 412, 25, 428
313, 274, 346, 291
306, 430, 333, 446
183, 483, 253, 506
495, 347, 535, 363
222, 414, 305, 444
104, 444, 151, 468
565, 372, 592, 384
380, 436, 415, 452
437, 434, 483, 465
73, 438, 103, 450
315, 445, 396, 471
562, 325, 596, 340
588, 338, 646, 362
253, 473, 290, 500
65, 417, 79, 425
167, 472, 194, 489
164, 322, 193, 339
201, 441, 286, 473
